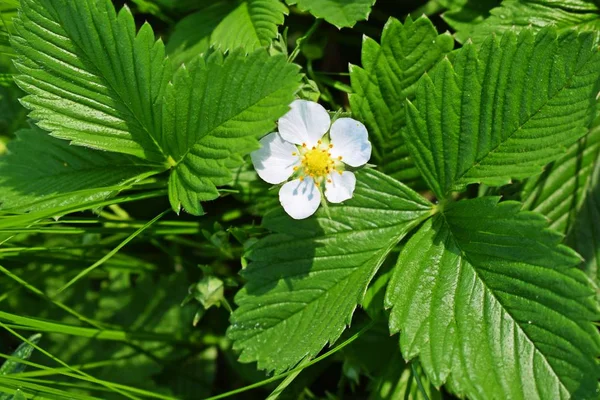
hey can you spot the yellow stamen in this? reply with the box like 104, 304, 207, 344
303, 146, 334, 178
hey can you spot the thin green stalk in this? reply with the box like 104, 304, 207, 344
54, 209, 170, 296
203, 319, 376, 400
0, 265, 107, 330
266, 356, 311, 400
0, 323, 141, 400
411, 362, 430, 400
288, 19, 322, 63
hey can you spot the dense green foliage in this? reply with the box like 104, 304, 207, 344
0, 0, 599, 399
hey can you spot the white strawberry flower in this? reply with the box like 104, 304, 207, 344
251, 100, 372, 220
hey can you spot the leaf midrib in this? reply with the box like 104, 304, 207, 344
46, 0, 168, 162
439, 211, 571, 397
173, 81, 293, 167
452, 51, 592, 191
237, 217, 427, 347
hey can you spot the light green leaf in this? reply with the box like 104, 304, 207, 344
11, 0, 171, 162
452, 0, 600, 44
228, 169, 433, 373
385, 197, 600, 400
0, 127, 162, 212
0, 333, 40, 375
566, 150, 600, 285
167, 0, 288, 66
522, 116, 600, 234
286, 0, 375, 28
349, 16, 453, 187
162, 50, 301, 215
404, 28, 600, 199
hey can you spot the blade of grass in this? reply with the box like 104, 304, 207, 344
0, 265, 107, 330
0, 313, 195, 345
266, 356, 311, 400
54, 209, 170, 296
0, 322, 141, 400
0, 376, 101, 400
0, 353, 178, 399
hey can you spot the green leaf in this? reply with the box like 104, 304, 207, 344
349, 16, 453, 187
566, 149, 600, 286
403, 28, 600, 199
167, 0, 288, 66
285, 0, 375, 28
452, 0, 600, 44
522, 116, 600, 234
12, 0, 302, 215
11, 0, 171, 162
385, 197, 600, 400
441, 0, 499, 42
228, 169, 433, 372
0, 333, 40, 375
162, 50, 301, 215
0, 127, 162, 212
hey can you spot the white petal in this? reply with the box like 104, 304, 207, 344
251, 133, 299, 184
279, 177, 321, 220
329, 118, 372, 167
278, 100, 331, 146
325, 171, 356, 203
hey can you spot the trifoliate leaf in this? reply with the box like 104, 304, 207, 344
228, 169, 433, 373
522, 116, 600, 234
403, 28, 600, 199
11, 0, 172, 162
285, 0, 375, 29
566, 151, 600, 286
349, 16, 453, 187
163, 49, 301, 215
12, 0, 302, 216
451, 0, 600, 44
385, 197, 600, 400
167, 0, 288, 66
0, 127, 162, 212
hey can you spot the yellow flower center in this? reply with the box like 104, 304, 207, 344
303, 147, 332, 177
292, 141, 343, 184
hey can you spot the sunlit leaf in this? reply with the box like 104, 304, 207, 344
228, 169, 433, 372
386, 197, 600, 400
404, 28, 600, 199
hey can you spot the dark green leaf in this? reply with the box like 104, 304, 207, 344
286, 0, 375, 28
0, 127, 162, 212
452, 0, 600, 44
167, 0, 288, 66
522, 116, 600, 234
566, 148, 600, 286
